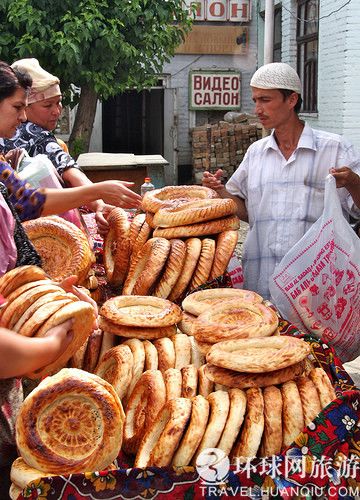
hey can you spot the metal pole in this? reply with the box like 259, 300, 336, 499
264, 0, 275, 65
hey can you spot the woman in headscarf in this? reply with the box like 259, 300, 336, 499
1, 58, 141, 233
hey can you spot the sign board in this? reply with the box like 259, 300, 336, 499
185, 0, 251, 22
175, 25, 248, 55
189, 70, 241, 110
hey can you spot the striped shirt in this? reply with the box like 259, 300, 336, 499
226, 123, 360, 299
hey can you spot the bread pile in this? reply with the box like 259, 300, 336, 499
10, 368, 124, 496
204, 335, 311, 389
131, 366, 336, 466
94, 334, 207, 403
23, 216, 95, 285
98, 295, 182, 339
181, 288, 280, 355
142, 185, 239, 238
104, 186, 241, 297
0, 265, 96, 378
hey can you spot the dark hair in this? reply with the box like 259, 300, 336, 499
278, 88, 302, 114
0, 60, 32, 103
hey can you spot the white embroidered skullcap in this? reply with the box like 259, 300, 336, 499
11, 58, 61, 104
250, 62, 302, 95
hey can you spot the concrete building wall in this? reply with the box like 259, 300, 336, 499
162, 1, 258, 169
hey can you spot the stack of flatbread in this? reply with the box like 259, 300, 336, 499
0, 265, 96, 379
132, 366, 336, 467
94, 333, 206, 404
104, 188, 241, 298
180, 288, 280, 355
9, 368, 124, 498
204, 335, 311, 389
23, 216, 95, 286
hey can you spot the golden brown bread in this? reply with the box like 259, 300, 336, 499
153, 214, 240, 239
153, 198, 238, 228
209, 230, 239, 280
206, 336, 311, 373
141, 185, 218, 213
16, 368, 125, 474
217, 388, 247, 456
18, 297, 74, 338
103, 207, 130, 286
134, 398, 192, 467
163, 368, 182, 400
153, 337, 176, 372
123, 370, 166, 455
281, 380, 304, 449
152, 239, 187, 298
121, 338, 146, 405
198, 365, 214, 397
100, 295, 182, 327
204, 361, 306, 389
168, 238, 202, 301
259, 386, 283, 457
182, 288, 263, 316
10, 457, 55, 490
231, 387, 264, 462
94, 344, 133, 400
188, 335, 206, 368
26, 301, 96, 379
98, 316, 177, 340
23, 216, 94, 285
129, 219, 152, 266
192, 391, 230, 463
193, 300, 279, 344
177, 311, 197, 335
1, 282, 65, 329
122, 237, 170, 295
296, 376, 322, 426
309, 367, 336, 408
0, 265, 47, 297
143, 339, 159, 370
188, 238, 216, 291
172, 333, 192, 370
172, 395, 210, 466
181, 364, 198, 398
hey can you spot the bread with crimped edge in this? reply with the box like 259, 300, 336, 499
209, 230, 239, 280
103, 207, 130, 286
142, 185, 218, 213
153, 197, 237, 228
153, 214, 240, 239
15, 368, 124, 474
122, 237, 170, 295
206, 335, 310, 373
23, 216, 94, 285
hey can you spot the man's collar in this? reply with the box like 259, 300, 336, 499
265, 123, 317, 152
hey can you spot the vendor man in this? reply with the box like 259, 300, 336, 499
203, 62, 360, 299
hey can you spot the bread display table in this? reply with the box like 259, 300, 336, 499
14, 332, 360, 500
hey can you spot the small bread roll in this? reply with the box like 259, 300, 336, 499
259, 386, 283, 457
217, 388, 247, 456
181, 365, 198, 398
281, 380, 304, 449
172, 333, 191, 370
163, 368, 182, 400
153, 337, 176, 372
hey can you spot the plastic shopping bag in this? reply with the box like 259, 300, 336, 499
270, 175, 360, 362
17, 153, 83, 229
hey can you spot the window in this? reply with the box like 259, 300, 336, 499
297, 0, 319, 112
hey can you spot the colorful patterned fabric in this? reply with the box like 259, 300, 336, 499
0, 159, 45, 221
15, 335, 360, 500
1, 122, 81, 177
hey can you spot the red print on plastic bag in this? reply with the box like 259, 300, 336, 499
317, 302, 332, 321
309, 284, 320, 296
334, 297, 347, 319
324, 285, 336, 301
332, 268, 345, 286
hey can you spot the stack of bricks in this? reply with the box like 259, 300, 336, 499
192, 120, 262, 183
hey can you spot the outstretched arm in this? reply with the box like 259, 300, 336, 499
0, 320, 74, 378
202, 169, 249, 222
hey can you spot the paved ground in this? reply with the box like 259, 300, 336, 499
234, 223, 360, 388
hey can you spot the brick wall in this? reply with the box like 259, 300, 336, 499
191, 119, 262, 183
